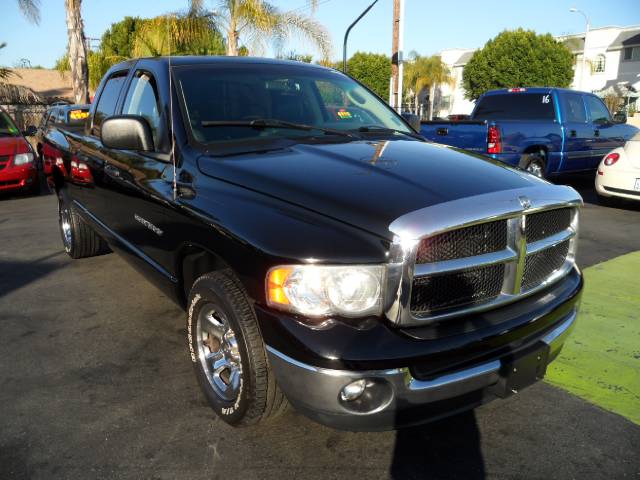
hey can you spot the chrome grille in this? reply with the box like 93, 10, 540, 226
522, 239, 570, 291
411, 264, 505, 314
416, 220, 507, 264
408, 206, 578, 319
525, 208, 572, 243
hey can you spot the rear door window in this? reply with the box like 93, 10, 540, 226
561, 93, 587, 123
92, 71, 128, 135
473, 93, 556, 120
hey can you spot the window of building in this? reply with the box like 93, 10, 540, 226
623, 46, 640, 61
592, 54, 606, 73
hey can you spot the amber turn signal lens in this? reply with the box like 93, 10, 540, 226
267, 267, 292, 306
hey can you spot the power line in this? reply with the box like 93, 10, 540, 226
286, 0, 334, 15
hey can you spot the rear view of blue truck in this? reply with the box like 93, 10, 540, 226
421, 88, 639, 178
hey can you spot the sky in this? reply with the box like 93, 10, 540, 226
1, 0, 640, 68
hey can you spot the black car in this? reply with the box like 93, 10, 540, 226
35, 103, 90, 161
44, 57, 583, 431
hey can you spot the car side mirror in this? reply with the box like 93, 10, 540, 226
613, 112, 627, 124
401, 113, 421, 131
23, 125, 37, 137
101, 115, 154, 152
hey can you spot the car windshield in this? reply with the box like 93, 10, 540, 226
0, 111, 20, 137
174, 63, 411, 147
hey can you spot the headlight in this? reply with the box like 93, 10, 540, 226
13, 152, 34, 166
266, 265, 384, 317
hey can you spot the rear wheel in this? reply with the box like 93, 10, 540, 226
58, 192, 109, 259
187, 270, 287, 426
520, 153, 546, 179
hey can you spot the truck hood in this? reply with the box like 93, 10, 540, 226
197, 139, 541, 239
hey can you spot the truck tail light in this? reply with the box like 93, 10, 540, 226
487, 125, 501, 154
508, 87, 527, 93
603, 153, 619, 166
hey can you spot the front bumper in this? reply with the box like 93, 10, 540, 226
267, 308, 577, 431
0, 165, 38, 192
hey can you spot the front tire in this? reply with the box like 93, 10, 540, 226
58, 192, 109, 259
187, 270, 287, 426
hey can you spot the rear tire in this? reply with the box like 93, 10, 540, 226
187, 270, 288, 426
520, 153, 546, 179
58, 191, 109, 259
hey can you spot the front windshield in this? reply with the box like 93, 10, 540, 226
0, 111, 20, 137
175, 63, 411, 146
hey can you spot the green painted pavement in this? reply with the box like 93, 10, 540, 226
546, 251, 640, 425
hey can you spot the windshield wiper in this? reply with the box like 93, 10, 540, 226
356, 125, 423, 140
200, 119, 356, 138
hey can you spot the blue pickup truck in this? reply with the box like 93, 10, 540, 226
421, 87, 639, 178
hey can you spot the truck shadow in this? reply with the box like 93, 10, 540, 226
391, 410, 485, 479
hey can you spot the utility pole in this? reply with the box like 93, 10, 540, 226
390, 0, 404, 112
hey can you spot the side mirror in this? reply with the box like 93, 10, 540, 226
101, 115, 154, 152
401, 113, 421, 131
613, 112, 627, 124
23, 125, 37, 137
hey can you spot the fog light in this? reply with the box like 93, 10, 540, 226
340, 379, 366, 402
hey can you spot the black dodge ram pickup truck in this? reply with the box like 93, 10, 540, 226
45, 56, 583, 431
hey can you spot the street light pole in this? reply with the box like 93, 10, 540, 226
343, 0, 379, 74
570, 7, 590, 91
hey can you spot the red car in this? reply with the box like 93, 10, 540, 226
0, 109, 39, 195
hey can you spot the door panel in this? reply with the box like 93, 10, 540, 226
584, 95, 614, 169
559, 93, 591, 171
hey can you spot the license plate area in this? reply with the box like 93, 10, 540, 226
634, 178, 640, 192
490, 342, 550, 398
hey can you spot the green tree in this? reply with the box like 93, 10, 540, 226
101, 16, 143, 62
191, 0, 331, 60
462, 29, 574, 101
16, 0, 40, 24
132, 14, 225, 57
346, 52, 391, 100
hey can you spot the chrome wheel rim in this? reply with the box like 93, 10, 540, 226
527, 161, 544, 178
59, 203, 72, 253
196, 304, 242, 402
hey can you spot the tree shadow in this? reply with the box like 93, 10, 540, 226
0, 251, 68, 300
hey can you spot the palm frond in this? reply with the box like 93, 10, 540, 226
0, 82, 42, 104
276, 11, 332, 60
17, 0, 41, 24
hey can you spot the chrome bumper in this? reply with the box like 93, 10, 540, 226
267, 309, 577, 431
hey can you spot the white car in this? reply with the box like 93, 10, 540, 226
595, 132, 640, 206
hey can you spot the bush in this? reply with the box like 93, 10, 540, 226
463, 29, 574, 101
345, 52, 391, 100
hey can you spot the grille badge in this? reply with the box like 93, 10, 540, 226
518, 195, 532, 210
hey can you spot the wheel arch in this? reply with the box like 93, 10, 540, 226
178, 243, 232, 304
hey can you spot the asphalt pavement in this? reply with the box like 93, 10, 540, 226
1, 178, 639, 480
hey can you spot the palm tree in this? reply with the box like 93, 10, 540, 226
16, 0, 41, 24
191, 0, 331, 60
404, 53, 453, 119
65, 0, 89, 103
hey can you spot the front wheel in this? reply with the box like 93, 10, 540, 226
187, 270, 288, 426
